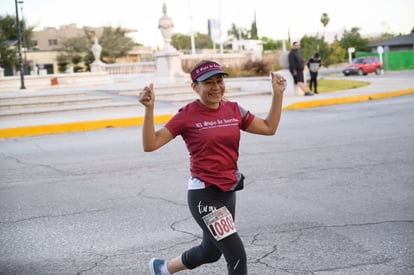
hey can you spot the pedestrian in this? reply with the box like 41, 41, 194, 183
138, 60, 286, 275
288, 41, 313, 96
307, 53, 322, 94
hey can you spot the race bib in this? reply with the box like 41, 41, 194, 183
202, 206, 237, 241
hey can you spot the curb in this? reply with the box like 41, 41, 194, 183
283, 88, 414, 110
1, 88, 413, 138
0, 114, 173, 138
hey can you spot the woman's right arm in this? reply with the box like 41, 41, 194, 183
138, 83, 173, 152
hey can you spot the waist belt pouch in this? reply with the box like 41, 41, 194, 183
233, 173, 245, 191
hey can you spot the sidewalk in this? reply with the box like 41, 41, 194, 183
1, 71, 414, 138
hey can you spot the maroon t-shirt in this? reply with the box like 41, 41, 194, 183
165, 99, 255, 191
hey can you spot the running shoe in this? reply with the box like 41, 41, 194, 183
149, 258, 167, 275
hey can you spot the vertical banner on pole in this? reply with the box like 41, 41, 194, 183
208, 19, 221, 52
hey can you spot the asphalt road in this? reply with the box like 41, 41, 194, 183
1, 94, 413, 275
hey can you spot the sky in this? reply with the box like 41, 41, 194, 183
1, 0, 413, 48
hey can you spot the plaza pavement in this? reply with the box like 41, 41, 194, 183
0, 70, 413, 138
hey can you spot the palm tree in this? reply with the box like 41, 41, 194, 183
320, 13, 330, 37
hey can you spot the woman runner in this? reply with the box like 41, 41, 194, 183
139, 60, 286, 275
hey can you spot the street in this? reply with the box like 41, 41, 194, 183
1, 94, 413, 275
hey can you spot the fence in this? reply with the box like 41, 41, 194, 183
356, 51, 414, 71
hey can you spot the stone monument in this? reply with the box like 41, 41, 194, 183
90, 37, 105, 72
154, 2, 186, 82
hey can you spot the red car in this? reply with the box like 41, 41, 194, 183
342, 56, 382, 76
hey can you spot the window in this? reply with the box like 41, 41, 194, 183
48, 39, 58, 46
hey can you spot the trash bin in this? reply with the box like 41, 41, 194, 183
50, 77, 58, 86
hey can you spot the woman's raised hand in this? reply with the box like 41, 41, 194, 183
270, 72, 286, 95
138, 83, 155, 107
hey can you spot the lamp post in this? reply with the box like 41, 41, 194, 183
20, 4, 28, 74
14, 0, 26, 89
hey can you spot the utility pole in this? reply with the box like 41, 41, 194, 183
15, 0, 26, 89
189, 0, 195, 55
219, 0, 223, 54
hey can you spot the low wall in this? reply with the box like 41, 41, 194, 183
104, 62, 156, 75
0, 72, 114, 92
0, 53, 258, 92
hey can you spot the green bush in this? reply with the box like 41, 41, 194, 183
182, 53, 283, 78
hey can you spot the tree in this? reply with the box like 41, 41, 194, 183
57, 26, 135, 71
324, 38, 346, 66
300, 35, 328, 61
19, 18, 33, 50
227, 23, 249, 40
58, 35, 89, 72
56, 53, 69, 73
250, 13, 258, 40
171, 33, 191, 50
367, 32, 396, 44
59, 36, 90, 54
71, 55, 83, 72
171, 32, 214, 52
98, 27, 135, 63
339, 27, 369, 59
0, 15, 33, 71
0, 15, 17, 40
0, 15, 18, 68
260, 36, 283, 51
194, 32, 213, 49
320, 13, 329, 36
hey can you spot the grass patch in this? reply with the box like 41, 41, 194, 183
317, 78, 370, 93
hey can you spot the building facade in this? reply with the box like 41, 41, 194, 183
25, 24, 151, 75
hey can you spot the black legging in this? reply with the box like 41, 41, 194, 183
309, 71, 318, 92
181, 186, 247, 275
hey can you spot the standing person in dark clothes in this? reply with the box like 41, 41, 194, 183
139, 60, 286, 275
288, 41, 313, 96
307, 53, 322, 94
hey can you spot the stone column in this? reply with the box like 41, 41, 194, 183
154, 2, 186, 82
90, 37, 105, 72
158, 2, 174, 51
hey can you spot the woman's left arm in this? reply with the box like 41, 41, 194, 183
245, 72, 285, 135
